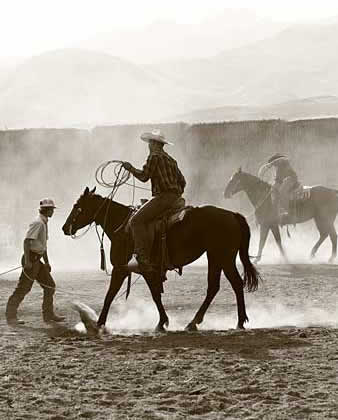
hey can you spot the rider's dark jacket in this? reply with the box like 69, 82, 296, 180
274, 159, 299, 186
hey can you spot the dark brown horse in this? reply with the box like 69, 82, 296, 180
224, 168, 338, 263
62, 187, 261, 332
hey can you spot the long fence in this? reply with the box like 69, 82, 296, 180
1, 118, 338, 253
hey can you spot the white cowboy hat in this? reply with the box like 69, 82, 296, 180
140, 129, 173, 145
39, 198, 57, 209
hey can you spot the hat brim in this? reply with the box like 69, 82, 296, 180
140, 133, 173, 146
268, 156, 287, 164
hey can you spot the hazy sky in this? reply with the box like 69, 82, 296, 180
2, 0, 338, 58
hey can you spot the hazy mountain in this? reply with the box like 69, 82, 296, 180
3, 22, 338, 128
149, 23, 338, 106
75, 9, 287, 64
0, 49, 205, 128
170, 96, 338, 122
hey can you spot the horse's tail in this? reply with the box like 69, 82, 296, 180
235, 213, 261, 292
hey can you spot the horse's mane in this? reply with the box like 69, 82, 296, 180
79, 192, 130, 211
240, 171, 271, 190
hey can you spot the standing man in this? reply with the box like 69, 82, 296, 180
6, 198, 65, 326
122, 129, 186, 273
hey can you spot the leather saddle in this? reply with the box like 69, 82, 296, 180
281, 185, 312, 227
127, 197, 191, 230
125, 197, 193, 278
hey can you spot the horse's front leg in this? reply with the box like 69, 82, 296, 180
143, 273, 169, 332
270, 224, 289, 262
185, 258, 221, 331
97, 267, 128, 328
254, 224, 269, 263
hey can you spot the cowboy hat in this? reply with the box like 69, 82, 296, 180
140, 129, 173, 145
39, 198, 57, 209
267, 153, 287, 164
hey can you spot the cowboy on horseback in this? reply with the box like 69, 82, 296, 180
258, 154, 300, 222
122, 129, 186, 273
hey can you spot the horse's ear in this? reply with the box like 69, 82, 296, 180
238, 167, 242, 173
90, 186, 96, 194
84, 187, 89, 195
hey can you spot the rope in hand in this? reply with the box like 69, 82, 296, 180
93, 160, 149, 277
95, 160, 131, 189
95, 160, 151, 192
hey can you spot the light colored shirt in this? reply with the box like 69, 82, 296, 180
25, 214, 48, 255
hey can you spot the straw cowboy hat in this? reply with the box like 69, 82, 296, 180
267, 153, 288, 164
140, 129, 173, 145
258, 154, 288, 178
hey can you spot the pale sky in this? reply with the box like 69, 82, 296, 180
2, 0, 338, 58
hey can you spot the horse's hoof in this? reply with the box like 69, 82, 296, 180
236, 324, 246, 330
155, 324, 166, 333
185, 323, 198, 332
328, 258, 335, 264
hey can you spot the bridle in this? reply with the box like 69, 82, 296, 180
69, 196, 111, 239
226, 173, 272, 222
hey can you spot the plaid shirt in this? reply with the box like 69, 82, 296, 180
132, 151, 186, 196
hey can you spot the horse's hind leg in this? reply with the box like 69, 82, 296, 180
222, 258, 248, 329
311, 218, 329, 259
328, 224, 337, 263
185, 257, 221, 332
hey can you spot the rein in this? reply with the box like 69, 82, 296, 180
69, 161, 148, 297
237, 175, 272, 222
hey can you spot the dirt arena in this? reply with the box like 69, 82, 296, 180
1, 264, 337, 419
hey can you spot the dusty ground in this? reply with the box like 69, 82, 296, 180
1, 264, 337, 419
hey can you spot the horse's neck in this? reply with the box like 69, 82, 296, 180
242, 174, 270, 207
94, 197, 130, 240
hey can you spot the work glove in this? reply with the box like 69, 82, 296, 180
122, 162, 133, 171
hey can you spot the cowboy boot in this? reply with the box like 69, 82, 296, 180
6, 294, 25, 325
127, 254, 142, 274
42, 290, 65, 323
129, 248, 156, 274
43, 313, 66, 323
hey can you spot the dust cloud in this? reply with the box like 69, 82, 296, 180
72, 296, 338, 335
1, 119, 338, 274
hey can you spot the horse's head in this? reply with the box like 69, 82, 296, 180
62, 186, 98, 236
224, 167, 245, 199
